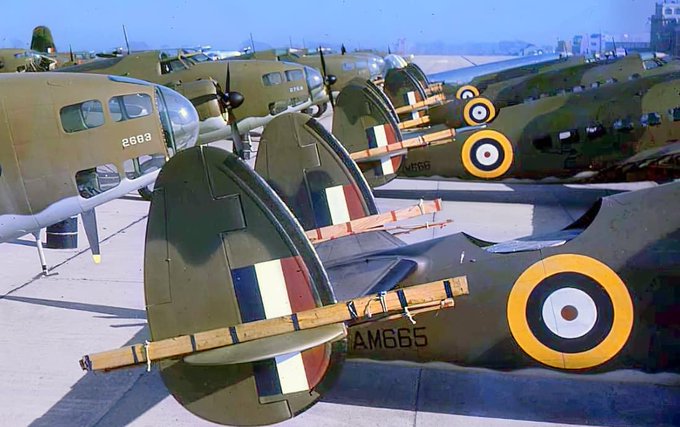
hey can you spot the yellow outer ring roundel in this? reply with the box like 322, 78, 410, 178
455, 84, 480, 100
461, 130, 514, 179
507, 254, 634, 370
463, 97, 497, 126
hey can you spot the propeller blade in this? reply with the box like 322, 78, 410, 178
319, 47, 335, 108
225, 63, 244, 158
81, 209, 101, 264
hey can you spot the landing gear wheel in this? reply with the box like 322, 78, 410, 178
312, 102, 328, 118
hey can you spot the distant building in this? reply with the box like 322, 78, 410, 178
651, 1, 680, 54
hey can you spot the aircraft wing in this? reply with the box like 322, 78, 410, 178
428, 54, 561, 85
588, 142, 680, 182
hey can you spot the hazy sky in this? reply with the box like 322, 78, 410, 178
1, 0, 655, 51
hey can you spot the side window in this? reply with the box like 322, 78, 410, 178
613, 118, 634, 133
160, 59, 187, 74
586, 124, 606, 140
60, 100, 104, 133
558, 129, 580, 144
641, 112, 662, 127
262, 72, 283, 86
532, 135, 553, 151
669, 107, 680, 122
342, 62, 355, 71
605, 78, 618, 84
285, 69, 304, 82
108, 93, 153, 122
590, 82, 600, 89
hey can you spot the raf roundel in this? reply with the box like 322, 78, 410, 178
506, 254, 634, 370
455, 84, 480, 100
461, 130, 514, 179
463, 97, 496, 126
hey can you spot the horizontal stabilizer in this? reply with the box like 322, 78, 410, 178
184, 324, 346, 366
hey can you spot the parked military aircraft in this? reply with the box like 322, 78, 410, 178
469, 53, 679, 110
332, 77, 497, 187
0, 48, 57, 73
59, 50, 327, 147
0, 72, 199, 273
29, 25, 97, 68
243, 47, 383, 95
400, 70, 680, 181
79, 113, 678, 426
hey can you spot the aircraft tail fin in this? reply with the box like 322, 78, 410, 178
255, 112, 378, 232
332, 78, 405, 187
142, 145, 344, 425
30, 26, 56, 54
406, 63, 430, 87
383, 67, 429, 121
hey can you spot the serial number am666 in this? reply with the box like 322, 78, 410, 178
352, 327, 428, 350
122, 132, 152, 149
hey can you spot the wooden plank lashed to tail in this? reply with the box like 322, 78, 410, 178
394, 93, 446, 114
306, 199, 445, 243
80, 276, 469, 373
425, 82, 444, 96
351, 128, 456, 163
398, 115, 431, 130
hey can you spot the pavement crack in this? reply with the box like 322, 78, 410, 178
0, 214, 148, 300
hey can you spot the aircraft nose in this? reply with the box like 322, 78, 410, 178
156, 85, 200, 152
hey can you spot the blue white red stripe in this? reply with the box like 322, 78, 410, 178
231, 256, 327, 397
310, 183, 366, 228
403, 91, 419, 120
365, 124, 402, 176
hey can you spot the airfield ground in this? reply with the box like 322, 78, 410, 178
0, 56, 678, 427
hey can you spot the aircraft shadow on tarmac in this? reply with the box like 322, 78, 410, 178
9, 296, 680, 427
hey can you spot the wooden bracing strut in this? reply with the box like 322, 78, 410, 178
80, 276, 469, 372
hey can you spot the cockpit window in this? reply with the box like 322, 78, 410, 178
643, 59, 661, 70
108, 93, 153, 122
262, 72, 283, 86
60, 100, 105, 133
670, 107, 680, 122
285, 69, 304, 82
641, 112, 662, 127
187, 53, 211, 63
613, 118, 634, 132
342, 62, 355, 71
160, 59, 188, 74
